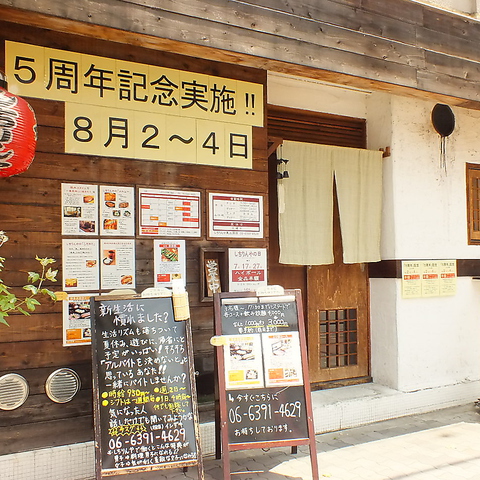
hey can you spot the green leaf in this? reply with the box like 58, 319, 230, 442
40, 288, 57, 301
23, 284, 38, 295
28, 272, 41, 283
0, 312, 10, 326
0, 294, 17, 309
45, 268, 58, 282
25, 297, 41, 311
36, 256, 56, 267
16, 307, 31, 316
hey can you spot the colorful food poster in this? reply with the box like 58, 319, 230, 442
224, 334, 264, 390
421, 260, 440, 297
61, 183, 98, 235
209, 192, 263, 238
139, 188, 201, 237
439, 260, 457, 296
153, 239, 186, 288
100, 239, 136, 290
228, 248, 267, 292
63, 293, 96, 346
401, 261, 422, 298
262, 332, 303, 387
100, 185, 135, 236
62, 239, 100, 291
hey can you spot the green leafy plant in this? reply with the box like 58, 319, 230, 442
0, 231, 57, 326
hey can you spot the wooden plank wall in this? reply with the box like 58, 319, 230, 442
0, 20, 268, 454
1, 0, 480, 108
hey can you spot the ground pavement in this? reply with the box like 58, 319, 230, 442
106, 403, 480, 480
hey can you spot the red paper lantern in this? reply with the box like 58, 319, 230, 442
0, 76, 37, 177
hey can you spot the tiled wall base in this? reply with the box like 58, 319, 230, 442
0, 442, 95, 480
2, 380, 479, 480
311, 380, 480, 433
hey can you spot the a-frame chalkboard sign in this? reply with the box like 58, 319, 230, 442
213, 288, 319, 480
90, 293, 204, 479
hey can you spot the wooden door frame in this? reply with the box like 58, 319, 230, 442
267, 105, 372, 388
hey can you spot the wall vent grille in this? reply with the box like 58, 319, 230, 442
0, 373, 29, 410
45, 368, 81, 403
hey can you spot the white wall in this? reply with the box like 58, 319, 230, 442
389, 96, 480, 260
395, 279, 480, 391
369, 278, 399, 389
371, 94, 480, 391
267, 72, 369, 118
268, 72, 480, 394
366, 93, 396, 259
411, 0, 477, 14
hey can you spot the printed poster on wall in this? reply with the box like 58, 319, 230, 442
228, 248, 267, 292
402, 260, 457, 298
63, 293, 97, 346
153, 239, 186, 288
62, 239, 100, 291
99, 185, 135, 236
139, 188, 201, 237
421, 261, 440, 297
262, 332, 303, 387
100, 239, 136, 290
401, 261, 422, 298
61, 183, 98, 235
209, 192, 264, 238
439, 260, 457, 296
224, 334, 264, 390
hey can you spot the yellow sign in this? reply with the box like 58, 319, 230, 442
210, 335, 228, 347
401, 261, 422, 299
6, 41, 260, 168
402, 260, 457, 298
5, 41, 264, 127
65, 103, 252, 167
55, 291, 69, 301
439, 260, 457, 296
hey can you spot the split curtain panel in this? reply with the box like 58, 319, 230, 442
278, 141, 383, 265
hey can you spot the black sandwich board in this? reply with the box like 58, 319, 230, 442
90, 294, 204, 479
213, 288, 319, 480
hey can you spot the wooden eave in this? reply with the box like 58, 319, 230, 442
1, 0, 480, 109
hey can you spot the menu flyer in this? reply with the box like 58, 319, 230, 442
62, 239, 100, 291
401, 261, 422, 298
262, 332, 303, 387
153, 239, 186, 288
139, 188, 201, 237
224, 334, 264, 389
63, 293, 96, 346
228, 248, 267, 292
100, 239, 136, 290
61, 183, 98, 235
421, 261, 440, 297
402, 260, 457, 298
439, 260, 457, 296
209, 192, 263, 238
99, 185, 135, 236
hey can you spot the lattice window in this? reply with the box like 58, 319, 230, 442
319, 309, 358, 368
467, 163, 480, 244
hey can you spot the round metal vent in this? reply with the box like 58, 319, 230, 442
0, 373, 29, 410
45, 368, 81, 403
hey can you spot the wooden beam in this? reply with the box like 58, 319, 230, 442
267, 137, 283, 158
1, 2, 480, 108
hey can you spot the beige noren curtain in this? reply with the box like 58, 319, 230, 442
278, 141, 383, 265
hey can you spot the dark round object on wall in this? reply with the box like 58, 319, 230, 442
432, 103, 455, 137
